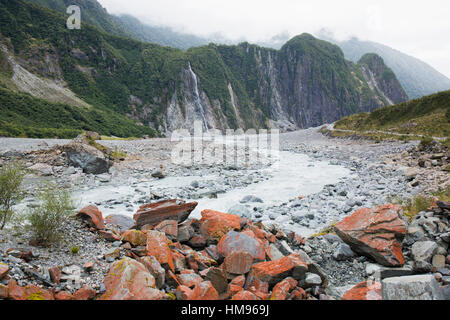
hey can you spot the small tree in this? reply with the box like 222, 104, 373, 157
26, 183, 75, 245
0, 162, 26, 229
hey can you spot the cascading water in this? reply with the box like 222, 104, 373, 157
188, 62, 209, 132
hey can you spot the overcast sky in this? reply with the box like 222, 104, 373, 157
97, 0, 450, 78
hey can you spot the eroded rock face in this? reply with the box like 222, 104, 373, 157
134, 200, 198, 230
100, 258, 167, 300
334, 204, 407, 267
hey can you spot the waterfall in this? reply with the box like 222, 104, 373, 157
188, 62, 209, 131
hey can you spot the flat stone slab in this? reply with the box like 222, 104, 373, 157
382, 274, 443, 300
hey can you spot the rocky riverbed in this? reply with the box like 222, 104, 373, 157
0, 127, 448, 300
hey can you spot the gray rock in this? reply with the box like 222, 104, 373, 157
240, 195, 263, 204
382, 274, 443, 300
411, 241, 438, 263
333, 243, 356, 261
65, 141, 110, 175
227, 204, 252, 219
304, 272, 322, 286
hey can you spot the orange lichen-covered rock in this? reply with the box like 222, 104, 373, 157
0, 284, 9, 299
178, 273, 204, 289
217, 231, 265, 261
76, 205, 104, 230
232, 290, 259, 300
175, 285, 193, 300
190, 281, 219, 300
0, 263, 10, 279
270, 277, 298, 300
248, 253, 308, 286
100, 258, 167, 300
55, 291, 74, 300
224, 250, 254, 275
121, 229, 147, 246
134, 200, 197, 229
155, 220, 178, 240
342, 281, 382, 300
73, 285, 97, 300
146, 230, 175, 272
7, 280, 54, 300
334, 204, 407, 267
199, 210, 241, 241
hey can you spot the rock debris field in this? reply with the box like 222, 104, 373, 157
0, 127, 448, 300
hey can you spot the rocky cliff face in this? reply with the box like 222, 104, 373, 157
152, 35, 408, 133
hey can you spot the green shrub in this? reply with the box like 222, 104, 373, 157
71, 246, 79, 255
26, 183, 75, 245
0, 162, 26, 229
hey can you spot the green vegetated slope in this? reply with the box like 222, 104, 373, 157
334, 90, 450, 137
0, 0, 407, 138
0, 87, 156, 138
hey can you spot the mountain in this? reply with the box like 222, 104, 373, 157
319, 34, 450, 100
334, 90, 450, 138
115, 14, 211, 50
27, 0, 134, 38
27, 0, 212, 50
0, 0, 408, 138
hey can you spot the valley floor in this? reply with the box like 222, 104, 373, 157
0, 127, 448, 299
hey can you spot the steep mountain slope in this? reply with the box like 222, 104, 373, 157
1, 0, 407, 137
335, 90, 450, 138
324, 36, 450, 100
27, 0, 133, 38
115, 14, 211, 50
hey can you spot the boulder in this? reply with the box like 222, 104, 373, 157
175, 285, 193, 300
155, 220, 178, 240
270, 277, 297, 300
105, 214, 135, 233
332, 243, 356, 261
7, 280, 54, 300
232, 290, 259, 300
411, 241, 438, 263
146, 230, 175, 272
0, 262, 9, 279
139, 256, 165, 289
0, 284, 8, 299
304, 272, 322, 287
134, 200, 197, 229
248, 253, 308, 286
64, 140, 110, 174
217, 231, 265, 261
76, 205, 104, 230
342, 281, 382, 300
382, 275, 443, 300
54, 291, 73, 300
227, 204, 252, 219
205, 267, 229, 294
199, 210, 241, 241
334, 204, 407, 267
191, 281, 219, 300
224, 251, 254, 275
73, 285, 96, 300
178, 273, 204, 289
121, 229, 147, 247
100, 258, 167, 300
